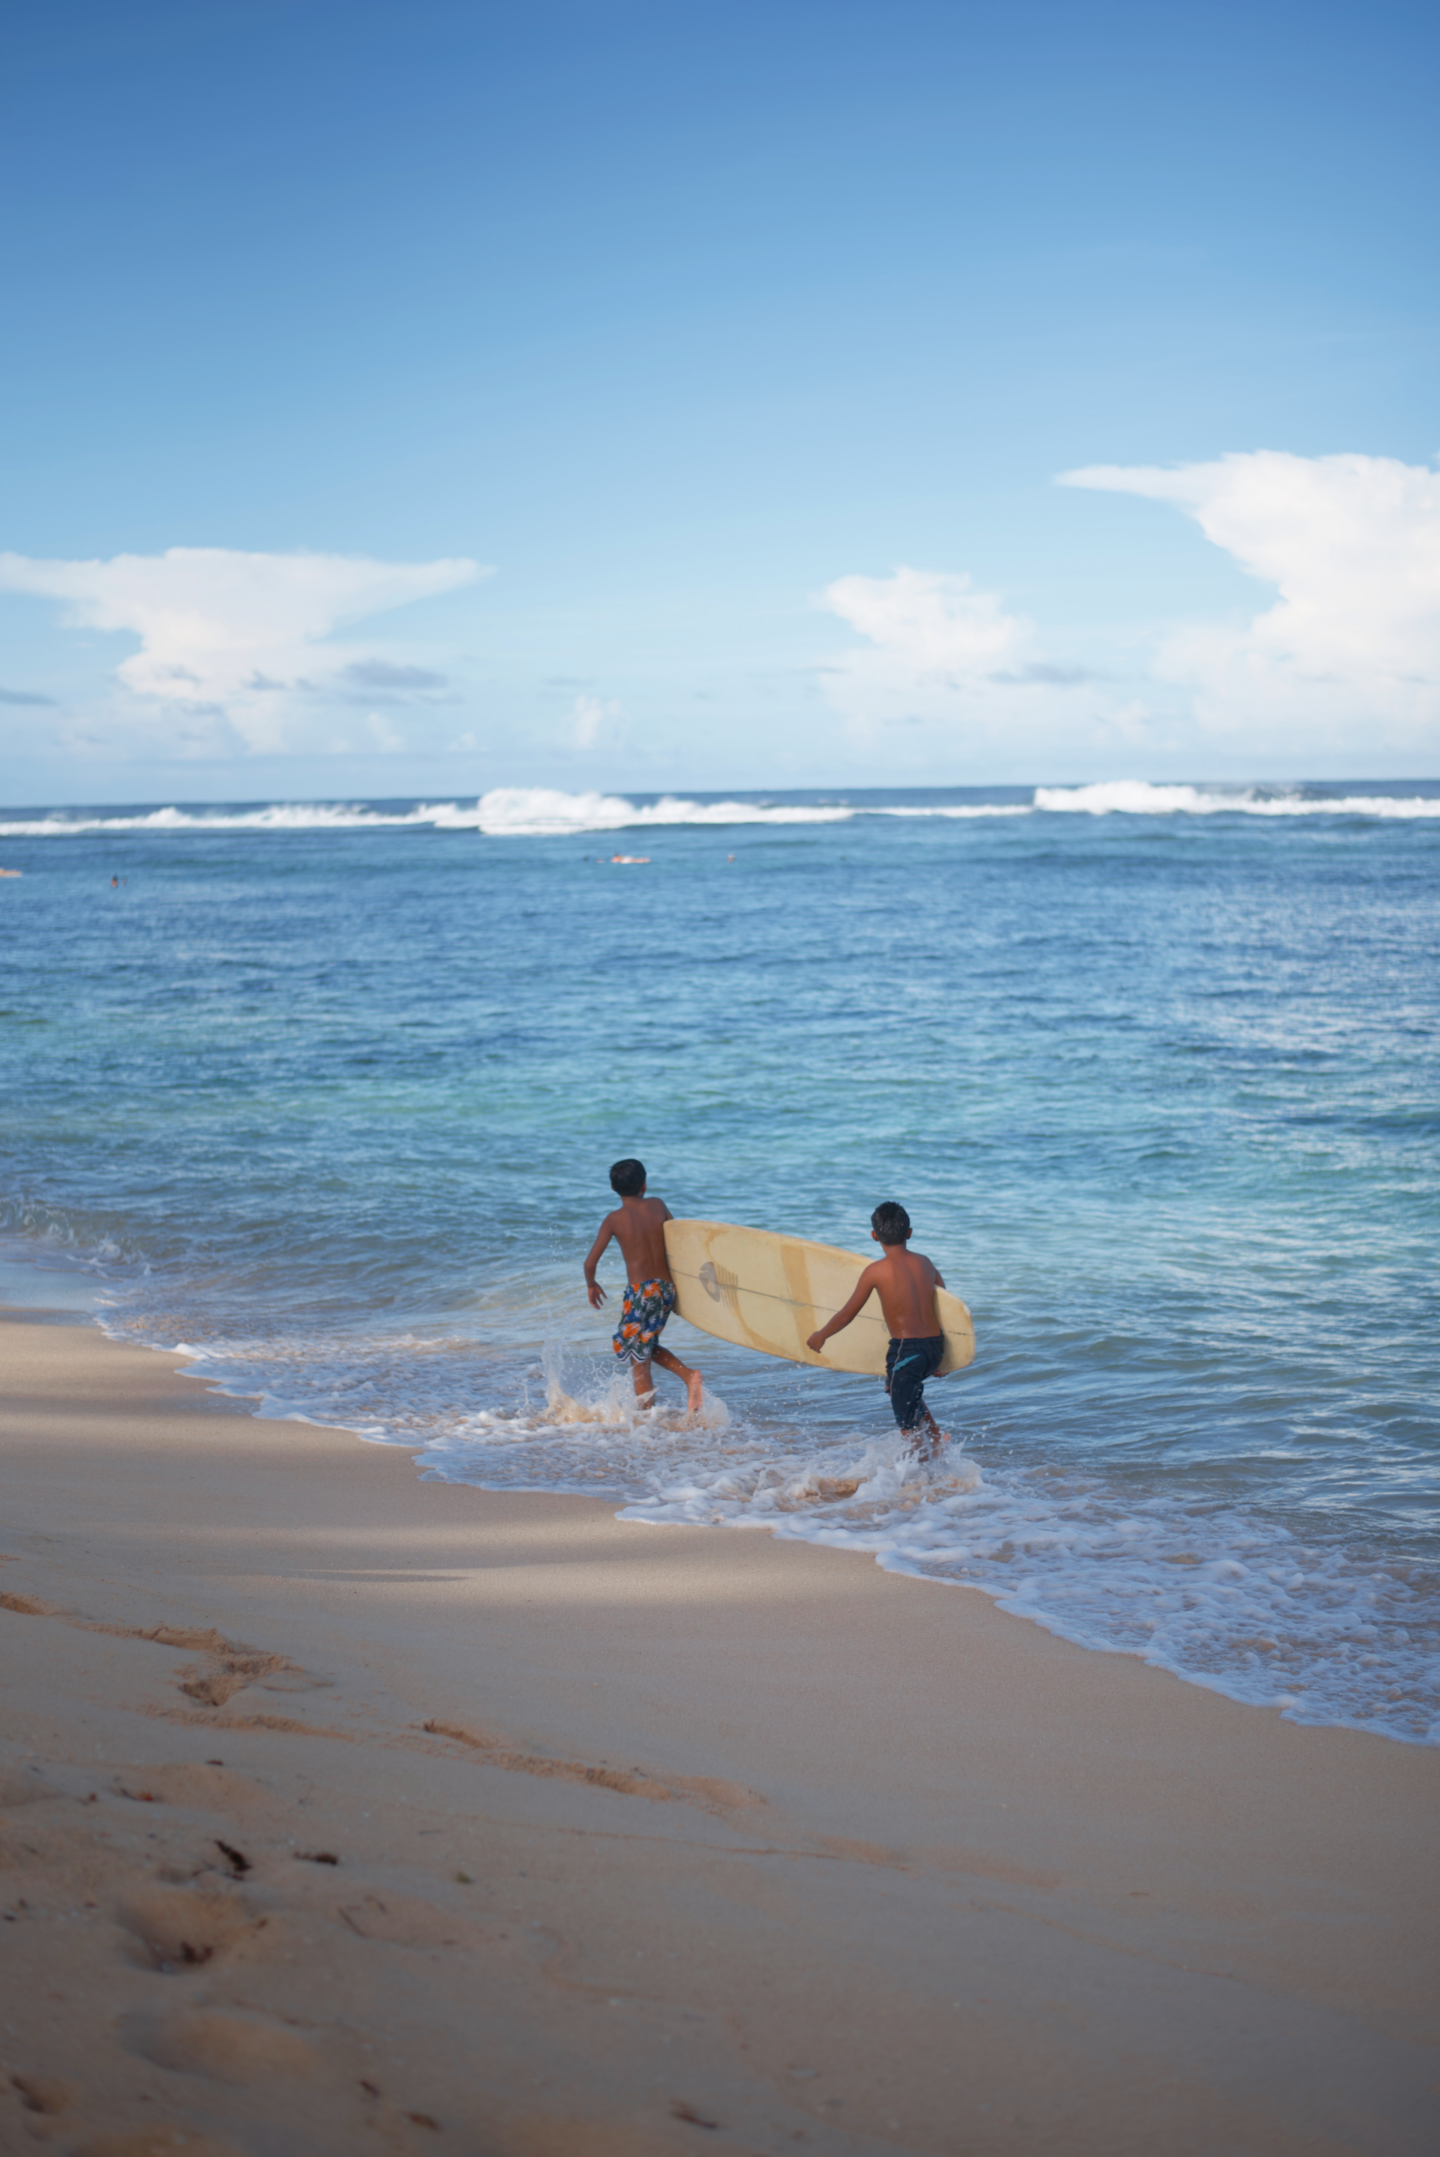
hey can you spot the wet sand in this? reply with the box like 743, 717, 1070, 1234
0, 1309, 1436, 2156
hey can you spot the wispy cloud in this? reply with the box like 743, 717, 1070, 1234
1059, 452, 1440, 750
335, 658, 452, 697
0, 547, 487, 755
0, 685, 57, 706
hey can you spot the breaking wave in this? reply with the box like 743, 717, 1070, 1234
2, 781, 1437, 841
466, 789, 854, 835
1034, 781, 1440, 818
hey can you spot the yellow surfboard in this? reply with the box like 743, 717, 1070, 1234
662, 1218, 975, 1377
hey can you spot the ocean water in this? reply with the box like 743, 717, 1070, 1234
2, 780, 1438, 1742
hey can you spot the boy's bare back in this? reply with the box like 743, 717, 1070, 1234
861, 1244, 943, 1337
598, 1194, 672, 1288
806, 1239, 945, 1354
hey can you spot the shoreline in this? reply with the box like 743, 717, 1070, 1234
1, 1305, 1437, 2153
74, 1289, 1434, 1755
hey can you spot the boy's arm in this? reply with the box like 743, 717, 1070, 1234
806, 1265, 880, 1354
583, 1217, 616, 1309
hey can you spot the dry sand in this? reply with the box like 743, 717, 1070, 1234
0, 1309, 1436, 2157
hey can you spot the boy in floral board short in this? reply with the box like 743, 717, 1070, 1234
583, 1159, 704, 1414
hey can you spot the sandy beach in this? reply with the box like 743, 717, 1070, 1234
0, 1309, 1436, 2157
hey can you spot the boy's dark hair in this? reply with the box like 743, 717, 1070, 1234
610, 1158, 647, 1197
871, 1200, 911, 1246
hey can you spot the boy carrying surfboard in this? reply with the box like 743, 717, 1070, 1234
806, 1202, 948, 1457
584, 1159, 704, 1416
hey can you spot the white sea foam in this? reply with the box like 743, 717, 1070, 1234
1035, 780, 1440, 817
467, 788, 855, 835
3, 781, 1438, 839
0, 802, 439, 837
0, 791, 855, 839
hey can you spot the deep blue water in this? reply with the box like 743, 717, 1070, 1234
2, 779, 1438, 1741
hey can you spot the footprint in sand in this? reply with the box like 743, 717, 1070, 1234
3, 1596, 331, 1717
116, 1884, 259, 1972
110, 1760, 262, 1809
335, 1889, 478, 1949
122, 2007, 318, 2084
9, 2072, 71, 2116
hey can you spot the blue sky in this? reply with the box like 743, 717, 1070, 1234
2, 0, 1436, 802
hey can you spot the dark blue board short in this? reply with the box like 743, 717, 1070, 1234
885, 1334, 944, 1431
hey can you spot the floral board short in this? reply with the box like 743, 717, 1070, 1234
613, 1277, 677, 1364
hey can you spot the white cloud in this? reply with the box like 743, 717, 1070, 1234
1060, 452, 1440, 751
818, 566, 1118, 758
570, 692, 620, 749
0, 546, 486, 755
820, 567, 1016, 739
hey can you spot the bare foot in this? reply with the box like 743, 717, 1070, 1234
686, 1369, 704, 1416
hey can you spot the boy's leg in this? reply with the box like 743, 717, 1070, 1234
903, 1405, 946, 1461
645, 1283, 702, 1414
629, 1356, 657, 1405
652, 1342, 704, 1415
887, 1339, 948, 1460
907, 1338, 949, 1460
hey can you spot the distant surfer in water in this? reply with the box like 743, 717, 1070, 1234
807, 1202, 948, 1458
584, 1158, 704, 1416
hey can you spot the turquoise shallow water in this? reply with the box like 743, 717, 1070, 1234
2, 780, 1438, 1740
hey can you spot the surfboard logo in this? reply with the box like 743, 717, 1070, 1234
698, 1260, 741, 1312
